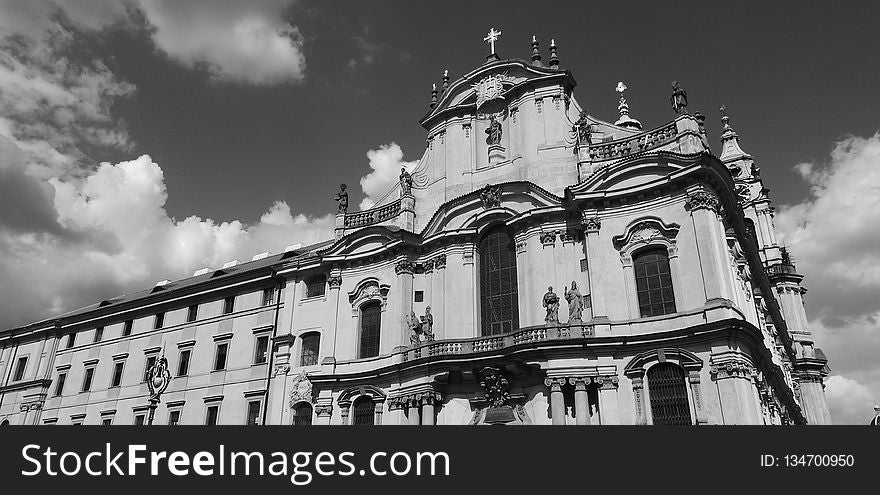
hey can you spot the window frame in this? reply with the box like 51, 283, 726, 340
122, 320, 133, 337
187, 304, 199, 323
110, 360, 125, 388
143, 355, 157, 383
304, 275, 327, 299
245, 400, 262, 425
299, 332, 320, 367
223, 296, 236, 315
66, 333, 76, 349
262, 287, 276, 306
81, 366, 95, 393
13, 356, 27, 382
214, 342, 229, 371
94, 326, 104, 343
358, 301, 382, 359
177, 348, 192, 377
633, 247, 677, 318
646, 362, 693, 426
478, 226, 520, 336
253, 334, 270, 365
154, 312, 165, 329
54, 372, 67, 397
352, 396, 376, 426
292, 402, 313, 426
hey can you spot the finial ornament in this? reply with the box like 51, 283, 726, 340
531, 35, 542, 66
549, 38, 559, 68
614, 81, 641, 130
484, 28, 502, 54
720, 104, 732, 130
616, 81, 627, 94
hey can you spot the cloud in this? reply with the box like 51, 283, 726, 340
824, 375, 876, 425
136, 0, 306, 85
358, 143, 418, 210
775, 132, 880, 424
0, 153, 333, 329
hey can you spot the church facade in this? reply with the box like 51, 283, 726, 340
0, 33, 831, 426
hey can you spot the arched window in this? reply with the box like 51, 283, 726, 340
352, 397, 375, 425
292, 403, 313, 426
359, 302, 381, 358
647, 363, 692, 425
479, 227, 519, 336
634, 247, 676, 317
300, 333, 320, 366
0, 419, 9, 426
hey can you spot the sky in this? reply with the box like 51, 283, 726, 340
0, 0, 878, 424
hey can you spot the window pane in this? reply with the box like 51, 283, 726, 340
13, 357, 27, 381
359, 302, 381, 358
647, 363, 692, 425
187, 305, 198, 322
262, 288, 275, 306
168, 410, 181, 425
246, 401, 261, 425
223, 297, 235, 314
112, 362, 125, 387
634, 248, 676, 317
144, 356, 156, 382
254, 336, 269, 364
54, 373, 66, 396
82, 368, 94, 392
301, 334, 320, 366
293, 403, 313, 426
123, 320, 133, 336
353, 398, 375, 425
215, 343, 228, 370
205, 406, 219, 425
134, 415, 145, 426
479, 229, 519, 336
94, 327, 103, 343
178, 350, 191, 376
306, 276, 326, 298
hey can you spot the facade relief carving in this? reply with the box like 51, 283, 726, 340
479, 184, 503, 208
288, 372, 314, 407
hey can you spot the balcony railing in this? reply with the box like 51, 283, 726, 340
344, 199, 402, 228
402, 323, 594, 362
589, 121, 679, 162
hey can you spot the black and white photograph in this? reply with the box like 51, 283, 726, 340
0, 0, 877, 489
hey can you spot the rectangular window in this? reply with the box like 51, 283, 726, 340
13, 356, 27, 381
71, 421, 83, 426
82, 367, 95, 392
143, 356, 157, 382
54, 373, 67, 396
134, 414, 145, 426
66, 333, 76, 348
305, 276, 326, 298
122, 320, 133, 336
154, 312, 165, 329
223, 296, 235, 314
300, 333, 320, 367
414, 290, 424, 302
205, 405, 219, 425
168, 410, 181, 426
94, 326, 104, 343
214, 343, 228, 371
246, 401, 261, 425
111, 361, 125, 387
177, 349, 191, 376
187, 304, 198, 323
102, 418, 112, 426
253, 335, 269, 365
262, 287, 275, 306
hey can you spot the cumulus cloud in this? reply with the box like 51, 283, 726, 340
775, 132, 880, 424
358, 143, 418, 210
0, 153, 333, 329
824, 375, 876, 425
136, 0, 306, 85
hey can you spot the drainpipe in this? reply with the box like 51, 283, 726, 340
260, 268, 286, 425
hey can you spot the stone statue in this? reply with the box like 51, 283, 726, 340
670, 81, 688, 115
485, 115, 502, 145
573, 110, 591, 145
543, 286, 560, 324
408, 311, 422, 346
420, 306, 434, 341
479, 183, 502, 209
334, 183, 349, 213
564, 281, 584, 323
399, 167, 413, 196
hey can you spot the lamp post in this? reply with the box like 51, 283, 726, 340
146, 353, 171, 425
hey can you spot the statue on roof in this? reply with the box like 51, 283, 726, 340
670, 81, 688, 115
564, 281, 584, 323
543, 286, 560, 325
334, 183, 349, 213
486, 114, 502, 145
399, 167, 413, 196
573, 110, 592, 145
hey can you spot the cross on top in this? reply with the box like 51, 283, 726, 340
484, 28, 502, 54
616, 81, 627, 94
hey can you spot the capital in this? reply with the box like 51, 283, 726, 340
685, 188, 721, 214
395, 259, 415, 275
581, 214, 601, 232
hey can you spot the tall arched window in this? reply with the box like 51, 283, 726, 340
359, 302, 381, 358
352, 397, 375, 425
292, 403, 313, 426
479, 227, 519, 336
647, 363, 692, 425
634, 247, 676, 317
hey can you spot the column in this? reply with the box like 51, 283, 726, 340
339, 402, 350, 426
407, 397, 420, 426
688, 370, 709, 424
545, 378, 566, 425
570, 377, 591, 425
597, 376, 621, 425
711, 358, 761, 424
581, 214, 608, 321
374, 402, 385, 426
431, 255, 446, 340
326, 270, 343, 362
394, 259, 415, 352
685, 187, 732, 303
421, 394, 438, 426
267, 335, 293, 425
314, 404, 332, 426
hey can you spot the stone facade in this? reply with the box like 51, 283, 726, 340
0, 43, 830, 426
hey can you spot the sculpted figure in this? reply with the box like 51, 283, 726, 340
565, 281, 584, 323
573, 110, 591, 145
399, 167, 413, 196
485, 115, 502, 145
408, 311, 422, 346
670, 81, 688, 115
420, 306, 434, 341
334, 183, 349, 213
543, 286, 560, 324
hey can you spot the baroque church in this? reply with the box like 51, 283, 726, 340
0, 30, 831, 426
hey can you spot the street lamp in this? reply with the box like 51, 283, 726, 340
146, 353, 172, 425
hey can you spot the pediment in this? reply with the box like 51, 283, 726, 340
569, 152, 702, 196
320, 227, 412, 259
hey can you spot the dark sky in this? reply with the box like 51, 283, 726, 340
94, 0, 879, 222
